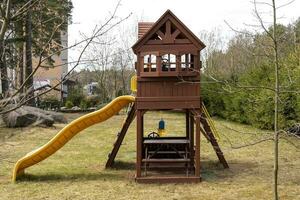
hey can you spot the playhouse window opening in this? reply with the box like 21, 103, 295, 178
161, 54, 176, 72
159, 25, 166, 35
170, 23, 177, 34
181, 54, 194, 71
150, 33, 162, 40
143, 111, 186, 137
176, 32, 187, 39
143, 54, 157, 72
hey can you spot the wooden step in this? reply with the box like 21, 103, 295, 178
142, 158, 190, 163
147, 151, 188, 154
136, 176, 201, 183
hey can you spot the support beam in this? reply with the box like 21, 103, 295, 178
136, 110, 144, 178
185, 110, 190, 139
163, 20, 173, 43
105, 103, 136, 168
200, 125, 210, 141
165, 20, 171, 37
156, 30, 165, 39
189, 111, 194, 166
195, 112, 201, 177
171, 29, 181, 40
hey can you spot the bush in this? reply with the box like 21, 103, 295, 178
38, 96, 61, 109
80, 99, 88, 109
96, 103, 108, 110
65, 100, 74, 109
86, 95, 101, 107
66, 87, 84, 106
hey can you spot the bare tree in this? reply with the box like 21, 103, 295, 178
0, 0, 131, 114
200, 1, 297, 199
81, 21, 135, 101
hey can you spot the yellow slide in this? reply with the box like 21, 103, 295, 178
12, 95, 135, 182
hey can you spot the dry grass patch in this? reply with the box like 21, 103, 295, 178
0, 111, 299, 199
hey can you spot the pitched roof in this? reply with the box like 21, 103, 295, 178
138, 22, 154, 39
132, 10, 205, 53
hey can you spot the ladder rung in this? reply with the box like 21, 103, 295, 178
147, 151, 187, 154
142, 158, 190, 163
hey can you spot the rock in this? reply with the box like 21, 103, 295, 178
2, 105, 67, 128
3, 106, 53, 127
287, 123, 300, 136
44, 110, 68, 123
0, 116, 5, 127
71, 106, 80, 110
22, 106, 67, 124
32, 113, 54, 127
88, 107, 97, 111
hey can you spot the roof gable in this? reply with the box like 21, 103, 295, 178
138, 22, 154, 39
132, 10, 205, 53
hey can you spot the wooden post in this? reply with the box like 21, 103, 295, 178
136, 110, 143, 178
186, 110, 190, 139
137, 53, 141, 76
157, 55, 162, 76
195, 112, 201, 177
189, 111, 194, 167
176, 55, 180, 72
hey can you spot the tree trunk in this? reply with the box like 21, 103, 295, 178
272, 0, 279, 200
17, 44, 24, 89
0, 37, 8, 95
0, 0, 12, 97
121, 68, 126, 94
15, 21, 24, 91
24, 6, 34, 106
114, 69, 118, 98
0, 50, 9, 96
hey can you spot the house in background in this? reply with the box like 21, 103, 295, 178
83, 82, 99, 96
1, 30, 69, 104
33, 31, 69, 102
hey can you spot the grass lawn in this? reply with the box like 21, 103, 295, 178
0, 111, 299, 200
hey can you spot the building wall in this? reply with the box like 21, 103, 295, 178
33, 31, 68, 100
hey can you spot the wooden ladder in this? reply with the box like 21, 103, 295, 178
198, 110, 229, 169
105, 103, 136, 168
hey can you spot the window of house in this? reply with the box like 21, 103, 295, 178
180, 54, 194, 71
161, 54, 176, 72
143, 54, 157, 72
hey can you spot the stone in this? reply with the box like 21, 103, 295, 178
287, 123, 300, 136
2, 105, 67, 128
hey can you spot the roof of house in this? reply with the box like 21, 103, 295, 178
132, 10, 205, 53
138, 22, 154, 39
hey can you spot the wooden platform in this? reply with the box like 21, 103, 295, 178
136, 176, 201, 183
143, 138, 189, 144
136, 97, 201, 110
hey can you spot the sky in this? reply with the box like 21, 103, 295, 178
68, 0, 300, 66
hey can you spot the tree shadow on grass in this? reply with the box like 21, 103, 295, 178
16, 160, 257, 183
16, 161, 136, 183
200, 159, 258, 183
110, 161, 135, 170
17, 172, 128, 183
